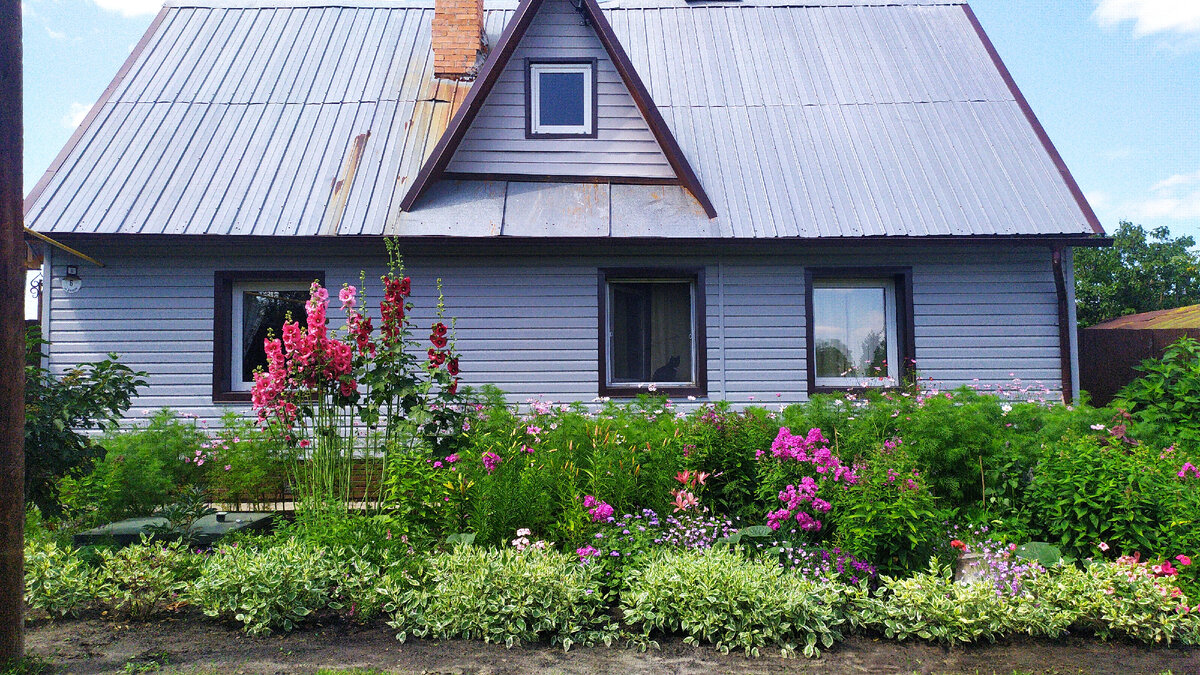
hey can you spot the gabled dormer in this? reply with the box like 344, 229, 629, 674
400, 0, 716, 217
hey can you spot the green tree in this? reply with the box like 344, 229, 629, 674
24, 326, 146, 518
1074, 221, 1200, 327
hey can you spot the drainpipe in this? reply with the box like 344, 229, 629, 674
1051, 245, 1074, 404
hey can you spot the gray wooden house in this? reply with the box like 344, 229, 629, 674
26, 0, 1105, 422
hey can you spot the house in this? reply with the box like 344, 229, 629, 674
25, 0, 1106, 423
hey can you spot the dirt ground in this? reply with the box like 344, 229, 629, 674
23, 616, 1200, 675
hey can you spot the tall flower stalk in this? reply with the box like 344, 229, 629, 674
251, 247, 465, 514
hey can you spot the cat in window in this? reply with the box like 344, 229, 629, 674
652, 355, 681, 382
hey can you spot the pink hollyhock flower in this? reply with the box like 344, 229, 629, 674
298, 439, 311, 449
1177, 555, 1192, 566
339, 285, 357, 309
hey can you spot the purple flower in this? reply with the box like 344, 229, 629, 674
482, 451, 501, 474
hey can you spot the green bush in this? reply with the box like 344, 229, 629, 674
832, 440, 943, 575
95, 539, 200, 619
24, 540, 97, 618
24, 326, 145, 518
851, 562, 1074, 645
621, 548, 850, 657
1116, 336, 1200, 448
385, 545, 613, 649
680, 406, 775, 518
204, 412, 291, 508
450, 398, 684, 548
59, 409, 209, 526
1026, 432, 1199, 559
190, 538, 344, 635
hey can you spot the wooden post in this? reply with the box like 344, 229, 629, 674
0, 0, 24, 661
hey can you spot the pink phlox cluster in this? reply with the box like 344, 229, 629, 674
1178, 462, 1200, 479
583, 495, 615, 522
761, 427, 859, 485
766, 477, 826, 532
481, 451, 502, 474
576, 545, 601, 563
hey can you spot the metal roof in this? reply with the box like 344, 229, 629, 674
25, 0, 1104, 239
1088, 305, 1200, 331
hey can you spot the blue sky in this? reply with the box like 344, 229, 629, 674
19, 0, 1200, 243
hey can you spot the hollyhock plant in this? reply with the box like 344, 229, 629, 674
250, 246, 468, 509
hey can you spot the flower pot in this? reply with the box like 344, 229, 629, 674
955, 551, 988, 584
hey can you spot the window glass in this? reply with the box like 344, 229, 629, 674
608, 280, 694, 385
530, 62, 592, 134
233, 285, 308, 389
538, 71, 586, 127
813, 280, 897, 386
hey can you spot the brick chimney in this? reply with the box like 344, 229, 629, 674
432, 0, 484, 80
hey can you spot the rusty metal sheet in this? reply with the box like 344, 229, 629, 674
390, 179, 507, 236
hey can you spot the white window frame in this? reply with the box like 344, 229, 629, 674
812, 278, 900, 388
230, 281, 310, 392
529, 62, 593, 136
604, 278, 698, 389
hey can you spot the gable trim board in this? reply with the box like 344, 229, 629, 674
397, 0, 718, 217
961, 4, 1103, 236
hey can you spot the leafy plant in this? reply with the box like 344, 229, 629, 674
385, 545, 614, 650
23, 540, 97, 618
1116, 336, 1200, 448
621, 547, 850, 657
24, 325, 146, 518
95, 538, 201, 619
190, 538, 345, 634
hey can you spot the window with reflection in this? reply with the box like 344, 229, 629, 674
812, 279, 899, 387
230, 282, 310, 390
528, 60, 595, 136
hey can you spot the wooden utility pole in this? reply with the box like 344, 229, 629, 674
0, 0, 24, 661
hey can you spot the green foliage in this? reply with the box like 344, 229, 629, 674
1116, 337, 1200, 448
384, 546, 614, 650
851, 562, 1075, 645
0, 655, 54, 675
24, 325, 146, 518
680, 406, 775, 518
1026, 433, 1198, 559
23, 540, 97, 618
95, 539, 201, 619
832, 441, 943, 575
449, 397, 684, 548
893, 390, 1007, 506
190, 538, 345, 635
620, 547, 850, 658
59, 409, 209, 527
204, 412, 292, 508
1074, 222, 1200, 328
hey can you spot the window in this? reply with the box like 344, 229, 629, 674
527, 60, 596, 138
806, 269, 913, 392
213, 271, 323, 402
599, 269, 706, 397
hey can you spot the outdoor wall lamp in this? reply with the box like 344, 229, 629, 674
62, 265, 82, 294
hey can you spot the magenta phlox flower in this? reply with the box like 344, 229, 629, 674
1179, 462, 1200, 479
482, 451, 502, 474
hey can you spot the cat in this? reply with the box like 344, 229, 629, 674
652, 355, 681, 382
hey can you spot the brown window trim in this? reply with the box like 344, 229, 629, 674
525, 58, 600, 140
213, 270, 324, 404
598, 267, 707, 398
804, 267, 915, 396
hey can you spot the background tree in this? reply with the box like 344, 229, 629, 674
1074, 221, 1200, 327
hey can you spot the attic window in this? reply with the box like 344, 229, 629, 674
527, 60, 596, 138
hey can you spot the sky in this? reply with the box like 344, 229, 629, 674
18, 0, 1200, 315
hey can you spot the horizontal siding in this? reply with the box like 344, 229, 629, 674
44, 244, 1064, 424
445, 0, 673, 179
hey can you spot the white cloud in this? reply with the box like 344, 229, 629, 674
1123, 169, 1200, 221
44, 25, 65, 39
63, 101, 92, 129
90, 0, 162, 17
1093, 0, 1200, 37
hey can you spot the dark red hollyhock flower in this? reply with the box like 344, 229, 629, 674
448, 378, 459, 395
427, 348, 438, 363
432, 322, 448, 337
430, 334, 448, 349
428, 349, 446, 366
447, 357, 460, 376
398, 277, 411, 296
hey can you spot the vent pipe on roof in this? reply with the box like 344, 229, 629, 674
432, 0, 485, 80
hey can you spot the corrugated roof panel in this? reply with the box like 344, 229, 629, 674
26, 0, 1101, 239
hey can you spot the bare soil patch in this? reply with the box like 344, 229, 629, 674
24, 616, 1200, 675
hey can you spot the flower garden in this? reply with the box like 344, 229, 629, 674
20, 258, 1200, 661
